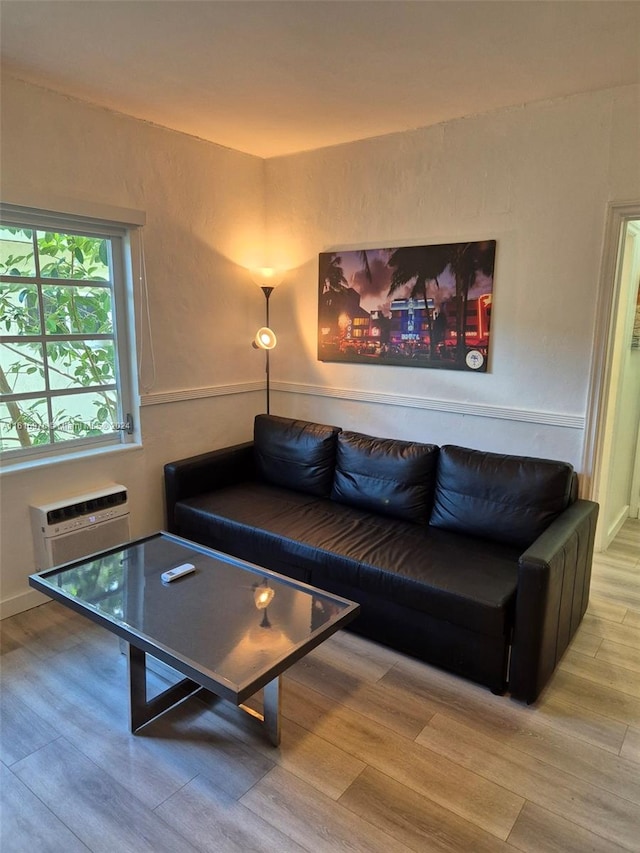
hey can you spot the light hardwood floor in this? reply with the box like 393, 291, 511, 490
1, 519, 639, 852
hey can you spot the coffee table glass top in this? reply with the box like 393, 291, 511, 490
29, 532, 359, 702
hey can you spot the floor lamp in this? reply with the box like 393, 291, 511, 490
252, 269, 279, 415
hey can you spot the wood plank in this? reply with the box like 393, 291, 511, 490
593, 553, 639, 572
416, 713, 640, 851
197, 691, 368, 801
620, 727, 640, 764
0, 600, 98, 659
595, 638, 640, 674
4, 634, 274, 806
559, 648, 640, 699
533, 692, 628, 754
132, 698, 278, 800
309, 627, 402, 682
386, 658, 640, 805
0, 762, 90, 853
568, 626, 602, 657
601, 537, 640, 563
384, 655, 628, 755
2, 640, 202, 807
590, 582, 640, 611
339, 765, 514, 852
288, 642, 436, 739
622, 609, 640, 628
11, 738, 201, 853
585, 598, 628, 623
507, 801, 628, 853
545, 667, 640, 727
0, 652, 61, 765
282, 678, 524, 840
155, 772, 306, 852
240, 764, 414, 853
578, 613, 640, 650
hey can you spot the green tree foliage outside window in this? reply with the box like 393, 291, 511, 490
0, 226, 122, 453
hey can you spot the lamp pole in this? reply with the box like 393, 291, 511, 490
261, 286, 274, 414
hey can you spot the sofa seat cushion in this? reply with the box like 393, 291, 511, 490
331, 430, 438, 523
174, 482, 325, 582
175, 484, 520, 638
345, 524, 520, 638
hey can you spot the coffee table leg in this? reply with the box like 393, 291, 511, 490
262, 676, 281, 746
128, 643, 148, 731
127, 644, 281, 745
127, 643, 203, 732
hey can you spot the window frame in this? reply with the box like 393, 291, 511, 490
0, 204, 139, 465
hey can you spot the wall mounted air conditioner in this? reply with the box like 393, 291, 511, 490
30, 484, 131, 570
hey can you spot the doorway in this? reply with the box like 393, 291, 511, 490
584, 203, 640, 551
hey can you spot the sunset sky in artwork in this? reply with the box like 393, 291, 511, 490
336, 247, 493, 317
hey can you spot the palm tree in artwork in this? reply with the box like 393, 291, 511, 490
448, 241, 495, 364
359, 250, 373, 286
387, 244, 452, 357
319, 253, 348, 293
318, 253, 349, 351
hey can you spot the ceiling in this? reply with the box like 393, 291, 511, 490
2, 0, 639, 159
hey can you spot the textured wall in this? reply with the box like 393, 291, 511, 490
265, 85, 640, 465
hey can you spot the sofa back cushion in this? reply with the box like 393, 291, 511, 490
429, 445, 575, 548
254, 414, 341, 497
331, 431, 439, 523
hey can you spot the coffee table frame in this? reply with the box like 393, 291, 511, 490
126, 644, 283, 744
29, 532, 360, 746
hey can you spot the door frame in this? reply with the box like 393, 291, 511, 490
582, 200, 640, 546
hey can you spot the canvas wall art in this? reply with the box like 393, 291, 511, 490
318, 240, 496, 371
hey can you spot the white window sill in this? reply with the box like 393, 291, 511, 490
0, 441, 143, 477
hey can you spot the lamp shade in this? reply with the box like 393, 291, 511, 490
253, 327, 277, 350
251, 267, 282, 289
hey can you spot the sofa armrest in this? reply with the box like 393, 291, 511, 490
164, 441, 255, 532
509, 498, 599, 703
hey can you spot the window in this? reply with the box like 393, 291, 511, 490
0, 205, 137, 463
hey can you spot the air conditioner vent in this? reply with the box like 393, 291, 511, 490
46, 488, 128, 525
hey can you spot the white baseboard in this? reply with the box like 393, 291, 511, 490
1, 588, 51, 620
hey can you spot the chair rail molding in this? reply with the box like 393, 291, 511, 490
140, 380, 264, 406
271, 380, 584, 429
139, 378, 583, 429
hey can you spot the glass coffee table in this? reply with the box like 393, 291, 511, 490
29, 532, 359, 745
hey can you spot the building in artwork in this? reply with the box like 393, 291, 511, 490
319, 280, 492, 359
389, 298, 431, 344
319, 286, 370, 351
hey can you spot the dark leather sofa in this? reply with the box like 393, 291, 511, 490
164, 414, 599, 703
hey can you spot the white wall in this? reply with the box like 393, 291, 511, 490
265, 86, 640, 469
0, 74, 267, 616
